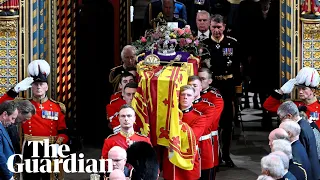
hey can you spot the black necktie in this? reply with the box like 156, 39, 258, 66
200, 33, 206, 40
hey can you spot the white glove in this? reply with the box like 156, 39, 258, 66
280, 78, 297, 94
9, 176, 14, 180
14, 77, 34, 93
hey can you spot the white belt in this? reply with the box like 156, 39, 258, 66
199, 130, 219, 141
199, 133, 212, 141
211, 130, 218, 136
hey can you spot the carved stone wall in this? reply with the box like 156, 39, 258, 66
301, 21, 320, 69
0, 17, 18, 96
301, 19, 320, 93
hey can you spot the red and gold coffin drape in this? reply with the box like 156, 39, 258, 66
132, 61, 198, 170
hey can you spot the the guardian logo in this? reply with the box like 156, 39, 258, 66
7, 139, 113, 173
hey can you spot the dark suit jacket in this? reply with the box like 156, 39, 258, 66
0, 123, 14, 180
289, 159, 307, 180
5, 124, 20, 154
178, 0, 211, 31
143, 0, 187, 31
298, 119, 320, 180
192, 30, 211, 40
278, 171, 297, 180
291, 140, 313, 180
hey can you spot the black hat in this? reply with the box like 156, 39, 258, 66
27, 60, 50, 82
126, 141, 159, 180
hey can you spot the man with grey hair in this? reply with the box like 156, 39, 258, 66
277, 101, 320, 180
196, 10, 210, 41
270, 151, 296, 179
109, 45, 137, 88
279, 121, 312, 179
260, 154, 285, 179
271, 139, 307, 180
268, 128, 289, 149
105, 146, 133, 179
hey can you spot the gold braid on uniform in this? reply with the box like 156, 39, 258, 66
110, 74, 122, 93
176, 18, 187, 26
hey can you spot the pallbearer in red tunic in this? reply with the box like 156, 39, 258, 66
198, 68, 224, 168
0, 60, 68, 180
102, 104, 151, 159
198, 68, 224, 178
106, 82, 138, 133
188, 75, 218, 180
162, 85, 206, 180
263, 67, 320, 128
109, 72, 135, 101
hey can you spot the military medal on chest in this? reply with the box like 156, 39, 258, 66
216, 44, 220, 49
310, 111, 319, 121
223, 47, 233, 56
42, 109, 59, 120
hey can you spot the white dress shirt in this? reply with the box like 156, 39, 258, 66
198, 30, 210, 40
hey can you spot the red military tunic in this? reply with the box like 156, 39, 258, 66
0, 89, 68, 143
193, 98, 216, 170
200, 87, 224, 167
110, 91, 122, 102
162, 107, 206, 180
106, 97, 126, 133
101, 131, 151, 159
263, 91, 320, 128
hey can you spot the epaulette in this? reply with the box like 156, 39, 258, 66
110, 65, 122, 71
226, 36, 237, 42
106, 133, 117, 139
50, 98, 66, 114
109, 97, 119, 104
193, 108, 203, 116
176, 18, 187, 25
210, 89, 222, 98
135, 132, 148, 137
202, 99, 214, 106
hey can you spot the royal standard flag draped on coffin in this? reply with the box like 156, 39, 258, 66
132, 61, 197, 170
